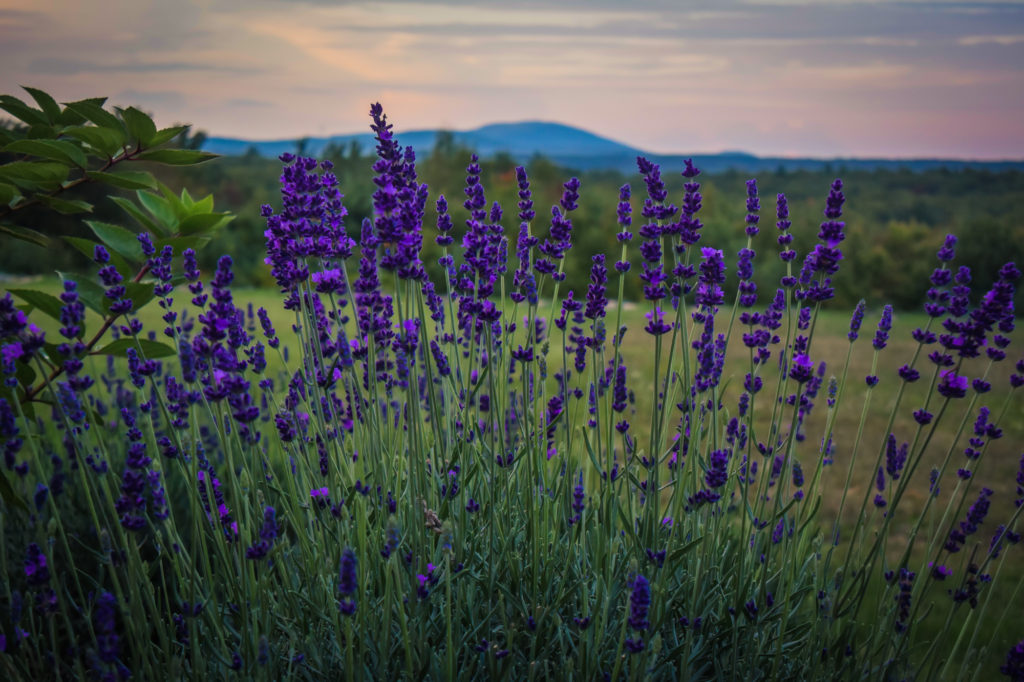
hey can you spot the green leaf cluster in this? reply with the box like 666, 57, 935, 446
1, 86, 218, 247
1, 86, 232, 461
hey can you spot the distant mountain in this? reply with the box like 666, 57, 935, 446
202, 122, 1024, 174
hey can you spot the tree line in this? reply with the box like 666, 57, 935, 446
4, 127, 1022, 311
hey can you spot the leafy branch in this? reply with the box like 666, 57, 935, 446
1, 86, 216, 246
1, 86, 231, 404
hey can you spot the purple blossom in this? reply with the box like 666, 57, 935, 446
93, 591, 121, 665
516, 166, 535, 222
895, 568, 915, 633
435, 194, 454, 247
585, 254, 608, 321
898, 364, 920, 382
24, 542, 49, 586
537, 177, 581, 275
789, 354, 815, 384
886, 434, 908, 480
246, 506, 279, 560
570, 472, 585, 525
744, 179, 760, 237
797, 179, 845, 302
262, 152, 354, 291
696, 247, 726, 308
625, 574, 651, 653
937, 369, 969, 399
737, 248, 757, 307
644, 306, 672, 336
945, 488, 992, 553
792, 461, 804, 498
872, 305, 893, 350
679, 159, 703, 246
338, 547, 358, 615
705, 448, 730, 490
776, 193, 795, 262
937, 234, 957, 262
616, 184, 633, 243
1001, 640, 1024, 680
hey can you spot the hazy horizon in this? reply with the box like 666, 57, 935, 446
2, 0, 1023, 160
205, 118, 1024, 162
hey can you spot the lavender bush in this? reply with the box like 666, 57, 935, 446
1, 103, 1023, 680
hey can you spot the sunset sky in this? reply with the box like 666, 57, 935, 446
2, 0, 1023, 159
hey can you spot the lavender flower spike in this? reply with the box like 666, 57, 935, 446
338, 547, 358, 615
625, 573, 651, 653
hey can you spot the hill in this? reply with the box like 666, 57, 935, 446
202, 122, 1024, 174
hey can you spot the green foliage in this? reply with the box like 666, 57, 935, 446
0, 86, 231, 439
92, 337, 176, 358
143, 137, 1024, 310
1, 86, 220, 249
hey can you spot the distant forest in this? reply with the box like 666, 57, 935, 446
4, 131, 1022, 311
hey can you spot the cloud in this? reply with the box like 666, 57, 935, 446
2, 0, 1023, 157
112, 89, 187, 109
0, 8, 40, 26
957, 34, 1024, 45
227, 97, 273, 108
28, 57, 257, 75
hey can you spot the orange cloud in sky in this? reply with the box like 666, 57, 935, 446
1, 0, 1023, 158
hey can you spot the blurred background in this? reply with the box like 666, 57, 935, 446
2, 0, 1023, 307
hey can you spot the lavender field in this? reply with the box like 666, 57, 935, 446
2, 86, 1023, 680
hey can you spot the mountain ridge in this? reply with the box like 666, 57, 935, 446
201, 121, 1024, 174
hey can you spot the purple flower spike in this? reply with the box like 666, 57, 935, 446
24, 542, 49, 586
93, 244, 110, 265
516, 166, 535, 222
616, 184, 633, 243
585, 254, 608, 321
696, 247, 726, 308
263, 147, 355, 292
338, 547, 358, 615
886, 435, 909, 480
937, 369, 969, 399
246, 506, 279, 560
625, 573, 651, 653
705, 448, 730, 490
789, 354, 815, 384
945, 488, 993, 553
848, 300, 866, 341
679, 159, 703, 246
93, 591, 121, 666
937, 234, 957, 263
1001, 640, 1024, 679
872, 305, 893, 350
744, 179, 760, 237
796, 179, 845, 302
436, 194, 453, 247
898, 365, 920, 382
644, 306, 672, 336
137, 231, 155, 257
776, 193, 795, 261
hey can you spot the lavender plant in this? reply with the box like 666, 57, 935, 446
1, 104, 1022, 681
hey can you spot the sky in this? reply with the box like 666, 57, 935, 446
1, 0, 1023, 159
